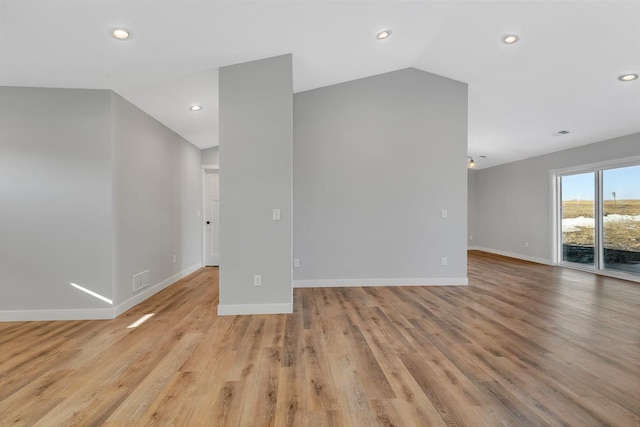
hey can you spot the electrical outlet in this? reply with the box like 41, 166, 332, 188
525, 242, 529, 248
469, 235, 474, 241
172, 254, 177, 263
441, 209, 448, 219
272, 209, 281, 220
254, 275, 262, 287
441, 257, 447, 266
293, 258, 300, 268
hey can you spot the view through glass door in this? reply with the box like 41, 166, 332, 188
602, 165, 640, 274
559, 164, 640, 276
561, 172, 595, 266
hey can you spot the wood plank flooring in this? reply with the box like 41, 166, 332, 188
1, 251, 639, 426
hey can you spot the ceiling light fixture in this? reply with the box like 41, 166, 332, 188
467, 156, 476, 169
190, 105, 202, 111
502, 34, 519, 44
112, 28, 132, 40
618, 73, 638, 82
377, 30, 392, 40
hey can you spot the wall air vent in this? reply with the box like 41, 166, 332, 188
132, 270, 150, 292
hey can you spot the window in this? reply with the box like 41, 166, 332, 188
556, 161, 640, 278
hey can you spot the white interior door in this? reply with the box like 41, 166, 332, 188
204, 171, 220, 266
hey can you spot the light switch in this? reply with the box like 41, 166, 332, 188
273, 209, 281, 220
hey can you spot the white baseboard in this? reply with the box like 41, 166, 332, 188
217, 302, 293, 316
113, 263, 202, 317
469, 247, 551, 265
0, 308, 114, 322
0, 263, 204, 322
293, 277, 468, 288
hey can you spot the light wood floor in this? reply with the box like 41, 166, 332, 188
1, 251, 639, 426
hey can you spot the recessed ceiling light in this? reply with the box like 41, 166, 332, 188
190, 105, 202, 112
618, 73, 638, 82
112, 28, 132, 40
502, 34, 519, 44
377, 30, 392, 40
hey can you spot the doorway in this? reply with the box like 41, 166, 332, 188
204, 170, 220, 266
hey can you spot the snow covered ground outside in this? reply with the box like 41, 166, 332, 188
562, 214, 640, 233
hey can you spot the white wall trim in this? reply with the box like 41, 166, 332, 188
202, 164, 219, 171
113, 263, 202, 317
0, 263, 204, 322
0, 308, 114, 322
557, 262, 640, 283
217, 302, 293, 316
469, 247, 552, 265
293, 277, 468, 288
548, 154, 640, 176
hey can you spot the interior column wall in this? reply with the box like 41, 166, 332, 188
218, 54, 293, 314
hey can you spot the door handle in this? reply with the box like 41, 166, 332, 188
206, 221, 211, 225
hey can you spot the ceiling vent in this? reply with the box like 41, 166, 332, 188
551, 130, 570, 136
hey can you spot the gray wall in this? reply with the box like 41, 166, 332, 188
0, 87, 203, 320
201, 146, 219, 165
111, 93, 202, 307
0, 87, 114, 312
474, 132, 640, 263
218, 54, 293, 312
293, 68, 468, 283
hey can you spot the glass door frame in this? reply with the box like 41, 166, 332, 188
551, 155, 640, 282
555, 170, 599, 271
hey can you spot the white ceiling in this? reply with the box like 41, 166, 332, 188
1, 1, 638, 169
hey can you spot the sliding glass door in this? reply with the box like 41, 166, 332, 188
558, 163, 640, 277
561, 173, 595, 266
602, 165, 640, 273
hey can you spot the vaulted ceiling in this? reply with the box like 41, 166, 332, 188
1, 1, 638, 168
